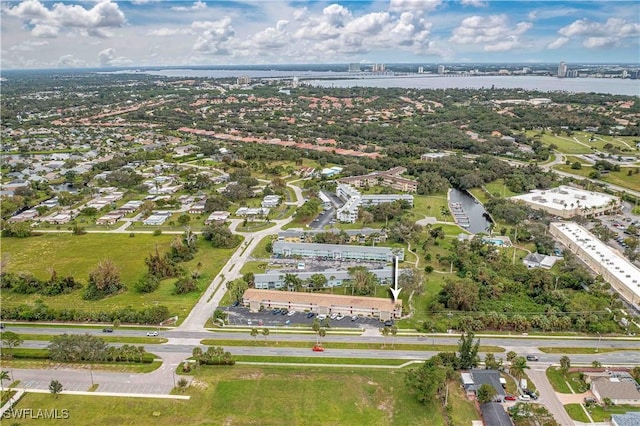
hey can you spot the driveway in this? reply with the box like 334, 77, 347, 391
527, 367, 574, 426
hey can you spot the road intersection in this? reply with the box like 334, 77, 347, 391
3, 178, 639, 425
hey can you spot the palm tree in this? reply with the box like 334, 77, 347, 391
0, 371, 10, 391
390, 326, 398, 348
317, 328, 326, 345
283, 273, 302, 292
250, 328, 259, 341
510, 356, 529, 381
262, 328, 270, 343
381, 326, 390, 348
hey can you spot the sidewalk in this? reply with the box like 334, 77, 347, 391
0, 389, 25, 417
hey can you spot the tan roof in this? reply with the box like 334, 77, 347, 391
593, 378, 640, 401
243, 289, 401, 311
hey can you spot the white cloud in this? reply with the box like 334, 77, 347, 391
547, 37, 569, 49
31, 24, 59, 38
148, 28, 194, 37
460, 0, 487, 7
192, 17, 235, 54
4, 0, 126, 38
171, 0, 207, 12
97, 47, 130, 67
389, 0, 443, 12
57, 54, 86, 67
449, 14, 532, 51
583, 37, 618, 49
556, 17, 639, 49
10, 39, 49, 51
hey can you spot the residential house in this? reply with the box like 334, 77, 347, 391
523, 253, 558, 269
591, 377, 640, 406
205, 211, 230, 224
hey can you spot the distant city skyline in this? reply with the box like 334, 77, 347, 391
1, 0, 639, 70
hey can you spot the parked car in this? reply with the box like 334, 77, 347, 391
504, 395, 517, 401
102, 328, 113, 333
317, 314, 327, 320
272, 309, 281, 315
524, 389, 538, 399
306, 312, 315, 318
280, 309, 288, 315
518, 395, 531, 401
526, 355, 538, 361
383, 320, 394, 327
330, 313, 338, 320
287, 310, 296, 317
335, 313, 344, 321
312, 345, 324, 352
584, 397, 597, 404
351, 315, 358, 321
232, 301, 240, 307
146, 331, 159, 337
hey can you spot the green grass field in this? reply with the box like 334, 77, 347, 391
526, 131, 592, 154
539, 347, 636, 354
564, 404, 590, 422
200, 338, 504, 353
10, 366, 480, 426
586, 404, 640, 422
546, 367, 587, 393
554, 163, 640, 192
1, 234, 236, 320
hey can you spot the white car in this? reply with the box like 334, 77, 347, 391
518, 395, 531, 401
317, 314, 327, 320
330, 313, 338, 320
146, 331, 159, 337
335, 314, 344, 321
287, 310, 296, 316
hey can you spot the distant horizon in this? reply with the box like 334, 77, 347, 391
3, 61, 640, 73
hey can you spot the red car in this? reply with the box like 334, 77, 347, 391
504, 395, 517, 401
312, 345, 324, 352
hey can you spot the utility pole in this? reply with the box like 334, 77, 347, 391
512, 227, 518, 265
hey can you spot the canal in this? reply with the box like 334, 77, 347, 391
448, 188, 492, 234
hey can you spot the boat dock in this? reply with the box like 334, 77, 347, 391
449, 201, 470, 228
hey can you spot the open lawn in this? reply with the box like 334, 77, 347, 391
10, 366, 480, 425
526, 131, 592, 154
539, 347, 636, 354
200, 338, 504, 353
1, 234, 236, 321
564, 404, 590, 422
586, 405, 640, 422
411, 193, 453, 222
554, 163, 640, 192
546, 367, 588, 394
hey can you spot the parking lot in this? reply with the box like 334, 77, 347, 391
223, 305, 387, 329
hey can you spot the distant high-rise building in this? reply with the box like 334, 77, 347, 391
349, 63, 361, 72
437, 65, 445, 74
557, 61, 567, 78
522, 67, 531, 74
237, 76, 251, 85
566, 70, 578, 78
371, 64, 385, 72
622, 70, 628, 79
291, 76, 299, 88
418, 66, 424, 74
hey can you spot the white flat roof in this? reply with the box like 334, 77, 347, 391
511, 185, 617, 212
551, 222, 639, 300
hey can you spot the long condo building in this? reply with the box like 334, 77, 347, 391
550, 222, 640, 308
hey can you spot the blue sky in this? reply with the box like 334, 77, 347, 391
1, 0, 639, 69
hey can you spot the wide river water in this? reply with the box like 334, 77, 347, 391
136, 69, 639, 96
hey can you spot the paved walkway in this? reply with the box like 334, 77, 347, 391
0, 389, 25, 417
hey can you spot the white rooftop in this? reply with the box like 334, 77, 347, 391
511, 185, 617, 212
551, 222, 639, 300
